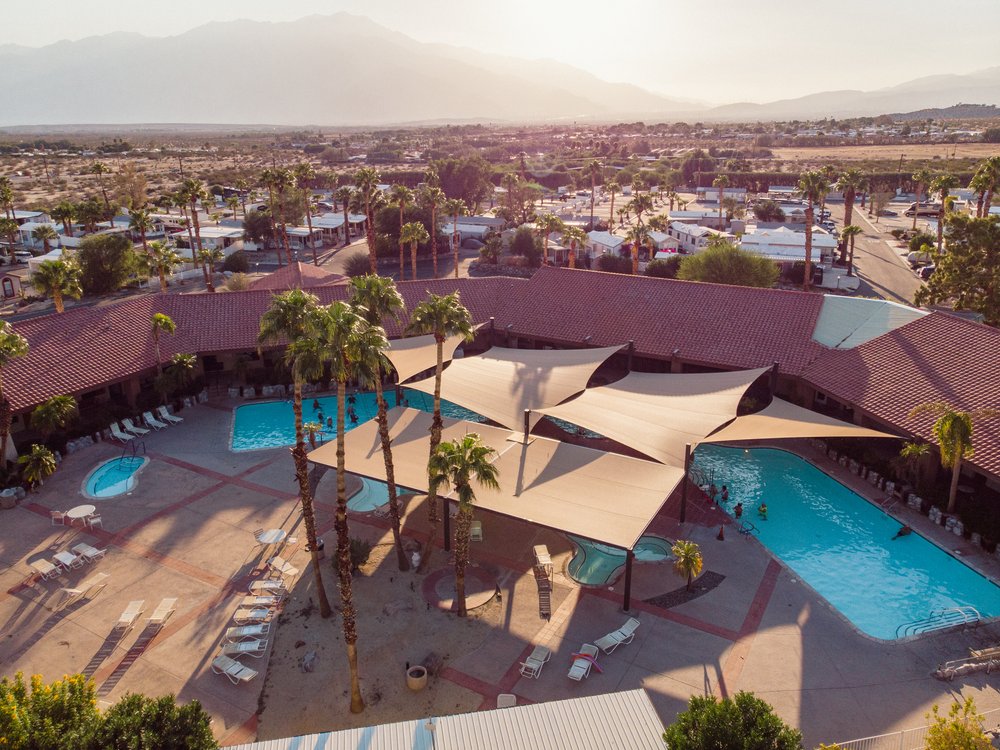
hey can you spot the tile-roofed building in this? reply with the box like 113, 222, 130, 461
493, 267, 827, 375
249, 262, 348, 291
804, 312, 1000, 476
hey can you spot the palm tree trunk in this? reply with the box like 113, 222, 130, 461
946, 454, 962, 514
453, 211, 460, 279
609, 193, 616, 228
912, 184, 922, 231
937, 205, 945, 252
398, 207, 405, 279
848, 235, 856, 276
569, 242, 576, 269
454, 503, 472, 617
305, 206, 317, 266
335, 379, 365, 713
190, 201, 204, 270
342, 207, 350, 247
153, 332, 162, 376
292, 381, 333, 618
365, 197, 377, 275
266, 187, 282, 266
410, 241, 418, 282
0, 391, 12, 469
803, 205, 814, 292
140, 230, 148, 255
53, 290, 64, 314
418, 340, 445, 573
631, 246, 639, 275
375, 375, 409, 571
431, 208, 439, 279
158, 270, 168, 293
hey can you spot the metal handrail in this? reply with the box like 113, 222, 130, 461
895, 606, 981, 638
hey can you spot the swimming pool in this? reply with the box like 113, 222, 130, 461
693, 444, 1000, 640
348, 478, 389, 512
83, 456, 148, 498
231, 390, 485, 451
568, 535, 673, 585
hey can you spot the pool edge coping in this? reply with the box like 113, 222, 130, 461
80, 455, 151, 500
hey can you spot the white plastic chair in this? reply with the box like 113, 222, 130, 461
497, 694, 517, 708
212, 654, 258, 684
50, 510, 66, 526
86, 514, 103, 529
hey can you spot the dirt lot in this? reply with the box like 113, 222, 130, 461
773, 142, 999, 162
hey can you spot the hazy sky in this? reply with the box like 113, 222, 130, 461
5, 0, 999, 103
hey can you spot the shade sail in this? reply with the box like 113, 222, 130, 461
537, 367, 770, 467
405, 345, 624, 430
308, 407, 683, 551
699, 397, 899, 444
385, 332, 468, 384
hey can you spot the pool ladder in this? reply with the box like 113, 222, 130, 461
119, 439, 146, 464
737, 520, 758, 536
895, 606, 981, 638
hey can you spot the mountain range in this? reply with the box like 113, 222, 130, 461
1, 14, 998, 127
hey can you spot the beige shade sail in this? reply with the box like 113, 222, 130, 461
405, 345, 624, 430
385, 332, 469, 384
308, 407, 683, 551
537, 367, 770, 467
699, 397, 899, 444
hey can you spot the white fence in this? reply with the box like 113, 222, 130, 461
833, 707, 1000, 750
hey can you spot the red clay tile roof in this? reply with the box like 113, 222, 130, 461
248, 262, 348, 291
493, 267, 828, 374
803, 312, 1000, 477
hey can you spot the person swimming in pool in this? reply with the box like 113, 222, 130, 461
312, 399, 321, 411
892, 524, 912, 540
758, 502, 768, 520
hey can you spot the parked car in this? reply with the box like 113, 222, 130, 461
13, 251, 32, 263
907, 250, 933, 267
878, 209, 898, 217
919, 264, 936, 280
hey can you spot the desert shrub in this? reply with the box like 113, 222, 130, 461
645, 256, 682, 278
222, 250, 249, 273
596, 254, 632, 274
343, 252, 372, 277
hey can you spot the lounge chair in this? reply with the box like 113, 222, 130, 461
497, 694, 517, 708
72, 543, 107, 562
109, 423, 133, 443
122, 418, 149, 436
267, 556, 299, 579
519, 645, 552, 679
53, 551, 84, 571
29, 559, 61, 581
148, 597, 177, 629
212, 654, 259, 684
59, 572, 110, 608
233, 607, 273, 624
241, 595, 282, 609
157, 406, 183, 424
248, 580, 286, 596
142, 411, 168, 430
115, 600, 145, 632
224, 623, 270, 642
533, 544, 552, 573
567, 643, 600, 681
595, 617, 641, 654
221, 638, 268, 658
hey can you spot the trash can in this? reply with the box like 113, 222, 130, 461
406, 665, 428, 692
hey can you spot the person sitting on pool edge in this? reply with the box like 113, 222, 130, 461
892, 524, 912, 540
758, 502, 768, 520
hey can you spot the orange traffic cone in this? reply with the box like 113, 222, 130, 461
717, 525, 725, 541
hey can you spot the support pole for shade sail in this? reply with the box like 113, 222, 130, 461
523, 409, 530, 443
769, 361, 779, 396
489, 316, 495, 346
623, 549, 635, 611
627, 339, 635, 372
680, 443, 691, 523
443, 496, 451, 552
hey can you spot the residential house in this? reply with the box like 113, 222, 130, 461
170, 226, 244, 258
585, 230, 625, 260
667, 210, 726, 230
739, 226, 839, 263
695, 186, 747, 203
667, 221, 729, 253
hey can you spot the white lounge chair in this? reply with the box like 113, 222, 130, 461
568, 643, 600, 681
233, 607, 273, 624
30, 559, 61, 581
157, 406, 183, 424
109, 423, 133, 443
122, 418, 149, 436
72, 543, 107, 562
267, 556, 299, 579
142, 411, 168, 430
221, 638, 268, 658
595, 617, 641, 654
53, 551, 84, 571
241, 595, 282, 609
59, 572, 110, 608
248, 580, 286, 596
212, 654, 259, 684
519, 645, 552, 679
149, 597, 177, 629
533, 544, 552, 574
116, 600, 145, 632
224, 623, 270, 642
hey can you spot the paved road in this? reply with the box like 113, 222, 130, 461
829, 203, 925, 305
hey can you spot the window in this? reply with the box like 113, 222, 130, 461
2, 279, 13, 298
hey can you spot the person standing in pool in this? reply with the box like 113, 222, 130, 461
758, 502, 768, 520
734, 502, 743, 519
721, 485, 729, 504
709, 483, 718, 503
312, 399, 321, 411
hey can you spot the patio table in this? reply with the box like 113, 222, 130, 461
66, 504, 96, 524
256, 529, 287, 545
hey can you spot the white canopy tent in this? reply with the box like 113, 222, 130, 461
405, 345, 624, 431
537, 368, 770, 467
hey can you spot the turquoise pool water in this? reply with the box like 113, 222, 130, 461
693, 445, 1000, 640
231, 390, 485, 451
348, 478, 390, 512
568, 535, 673, 585
84, 456, 147, 498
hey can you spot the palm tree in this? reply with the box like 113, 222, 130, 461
443, 198, 467, 279
354, 167, 382, 275
31, 259, 81, 314
294, 162, 319, 265
406, 292, 475, 572
712, 174, 730, 226
0, 218, 18, 257
930, 174, 959, 252
796, 170, 830, 292
129, 207, 154, 254
146, 241, 182, 293
625, 224, 649, 275
234, 178, 251, 218
272, 168, 296, 266
605, 180, 621, 230
198, 247, 224, 292
428, 434, 500, 617
151, 313, 176, 376
840, 225, 863, 277
225, 196, 240, 221
836, 168, 866, 243
536, 213, 564, 266
31, 395, 77, 437
0, 177, 13, 220
0, 322, 28, 464
260, 168, 282, 265
400, 221, 429, 281
561, 225, 587, 269
911, 168, 934, 230
587, 160, 602, 229
313, 300, 374, 714
335, 186, 355, 247
978, 156, 1000, 217
31, 225, 58, 254
420, 186, 446, 279
181, 178, 208, 270
628, 193, 654, 227
909, 403, 1000, 514
90, 162, 112, 216
258, 290, 334, 619
18, 444, 56, 490
671, 539, 703, 591
348, 275, 408, 570
51, 201, 76, 238
389, 185, 414, 279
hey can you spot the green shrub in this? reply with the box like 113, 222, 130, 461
349, 537, 373, 573
343, 252, 373, 277
596, 253, 632, 274
662, 691, 802, 750
222, 250, 249, 273
645, 256, 681, 278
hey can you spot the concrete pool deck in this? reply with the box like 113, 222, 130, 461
0, 402, 997, 746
